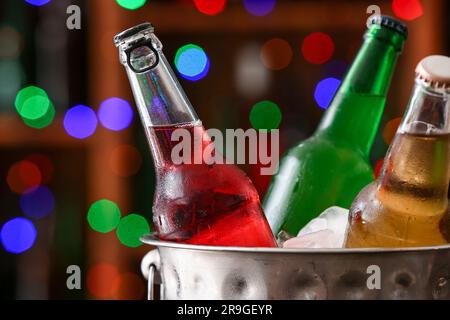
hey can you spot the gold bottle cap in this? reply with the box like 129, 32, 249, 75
415, 55, 450, 89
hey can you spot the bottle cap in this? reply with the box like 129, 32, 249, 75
114, 22, 154, 46
415, 55, 450, 89
369, 15, 408, 39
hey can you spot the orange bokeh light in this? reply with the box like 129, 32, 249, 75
87, 263, 119, 299
382, 117, 402, 145
111, 272, 145, 300
109, 144, 143, 177
260, 38, 293, 71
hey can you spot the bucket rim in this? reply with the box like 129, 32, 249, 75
141, 234, 450, 254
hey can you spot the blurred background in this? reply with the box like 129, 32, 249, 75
0, 0, 448, 300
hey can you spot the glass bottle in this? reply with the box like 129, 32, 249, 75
114, 23, 276, 247
345, 55, 450, 248
263, 16, 408, 239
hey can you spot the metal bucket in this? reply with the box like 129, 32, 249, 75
141, 235, 450, 300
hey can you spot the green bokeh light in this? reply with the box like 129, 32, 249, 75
15, 86, 55, 129
116, 214, 150, 248
15, 86, 46, 111
116, 0, 147, 10
87, 199, 122, 233
249, 100, 282, 130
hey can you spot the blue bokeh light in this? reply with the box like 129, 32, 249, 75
25, 0, 51, 6
63, 105, 98, 139
98, 97, 134, 131
322, 60, 349, 79
20, 186, 55, 219
175, 44, 210, 81
0, 218, 37, 254
314, 77, 341, 109
244, 0, 276, 17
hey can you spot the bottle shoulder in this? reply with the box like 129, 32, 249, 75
287, 135, 370, 164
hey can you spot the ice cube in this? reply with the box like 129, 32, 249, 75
283, 206, 349, 249
283, 230, 337, 249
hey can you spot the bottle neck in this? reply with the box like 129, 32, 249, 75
122, 37, 200, 167
317, 29, 404, 157
126, 52, 199, 128
379, 82, 450, 209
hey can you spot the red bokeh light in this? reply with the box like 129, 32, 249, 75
26, 154, 54, 184
87, 263, 119, 299
374, 159, 384, 179
301, 32, 335, 65
392, 0, 423, 21
7, 160, 42, 194
111, 272, 145, 300
382, 117, 402, 145
194, 0, 226, 16
260, 38, 293, 70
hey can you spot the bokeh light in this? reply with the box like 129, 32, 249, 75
382, 117, 402, 145
15, 86, 55, 129
0, 218, 37, 254
25, 154, 54, 185
302, 32, 335, 65
322, 60, 349, 79
244, 0, 276, 17
21, 96, 55, 129
314, 77, 341, 109
25, 0, 51, 6
63, 105, 98, 139
87, 263, 119, 299
174, 44, 210, 81
260, 38, 293, 71
7, 160, 42, 194
249, 100, 282, 130
374, 159, 384, 179
115, 0, 147, 10
20, 186, 55, 219
109, 145, 143, 177
116, 214, 150, 248
0, 61, 23, 106
392, 0, 423, 21
87, 199, 122, 234
15, 86, 46, 111
194, 0, 226, 16
111, 272, 145, 300
0, 26, 23, 59
235, 44, 270, 98
98, 97, 134, 131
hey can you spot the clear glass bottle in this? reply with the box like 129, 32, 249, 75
345, 55, 450, 248
114, 23, 276, 247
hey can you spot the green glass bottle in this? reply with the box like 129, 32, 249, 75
263, 16, 408, 239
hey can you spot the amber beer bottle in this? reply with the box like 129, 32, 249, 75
345, 55, 450, 248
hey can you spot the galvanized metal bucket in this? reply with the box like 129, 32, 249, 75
140, 235, 450, 300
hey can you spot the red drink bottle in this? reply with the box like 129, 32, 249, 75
114, 23, 276, 247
